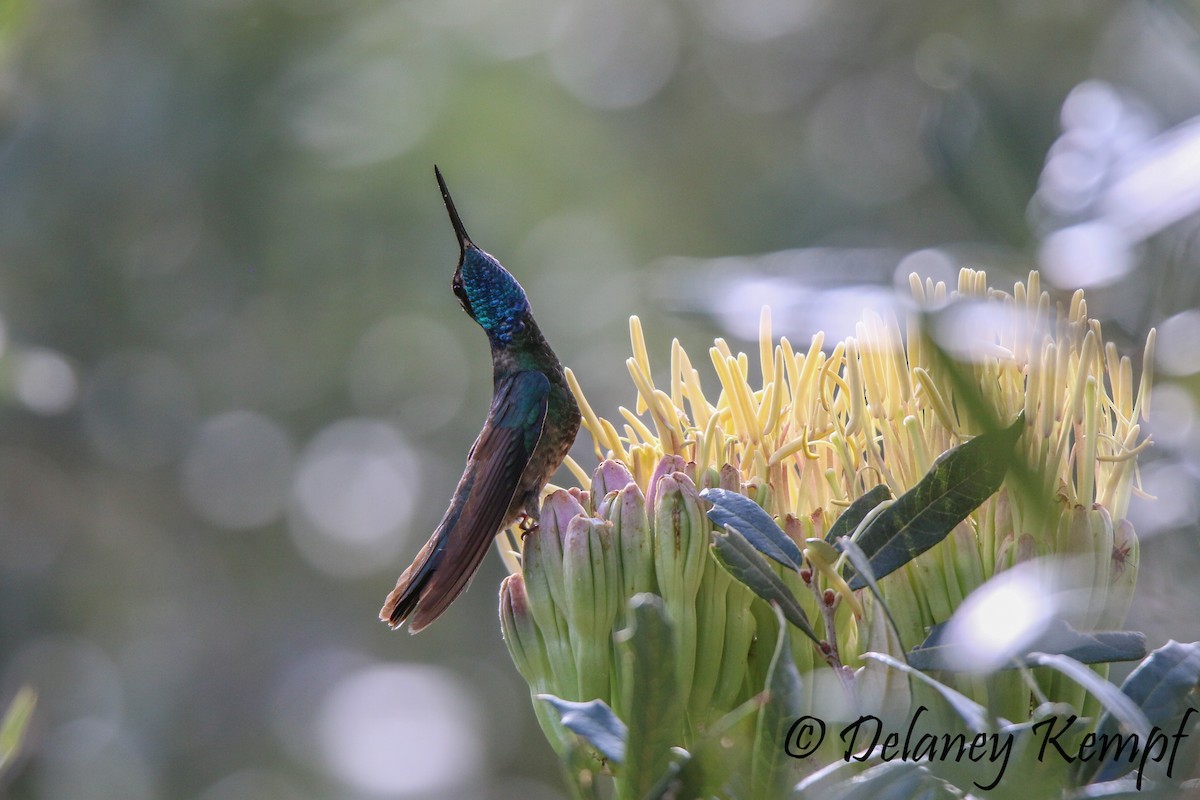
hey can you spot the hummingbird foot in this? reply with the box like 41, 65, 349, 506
518, 512, 539, 537
517, 494, 542, 538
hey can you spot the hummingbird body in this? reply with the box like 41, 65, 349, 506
380, 168, 581, 633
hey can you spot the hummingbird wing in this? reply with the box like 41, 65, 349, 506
380, 369, 551, 632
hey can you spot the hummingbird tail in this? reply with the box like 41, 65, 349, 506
379, 536, 440, 632
380, 370, 556, 633
379, 518, 497, 633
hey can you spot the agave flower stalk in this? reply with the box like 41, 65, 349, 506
497, 268, 1154, 793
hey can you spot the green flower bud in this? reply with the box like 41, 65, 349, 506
712, 577, 757, 713
719, 463, 740, 492
1015, 532, 1037, 564
745, 476, 770, 509
500, 573, 553, 692
568, 486, 591, 510
983, 488, 1013, 577
940, 522, 986, 617
910, 546, 953, 624
747, 596, 782, 698
1054, 503, 1114, 628
523, 490, 580, 615
653, 472, 709, 602
562, 514, 620, 704
591, 459, 636, 516
606, 482, 656, 604
500, 575, 577, 763
523, 489, 587, 696
646, 454, 688, 511
689, 554, 729, 725
939, 528, 966, 610
829, 595, 855, 664
1098, 517, 1139, 630
651, 468, 709, 707
878, 562, 927, 658
1085, 505, 1115, 629
995, 531, 1014, 571
855, 591, 911, 719
787, 511, 817, 544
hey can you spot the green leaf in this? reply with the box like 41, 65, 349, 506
1081, 640, 1200, 785
751, 606, 806, 800
1025, 652, 1151, 739
538, 695, 627, 765
615, 594, 685, 800
825, 484, 892, 544
860, 652, 992, 731
908, 619, 1147, 671
700, 487, 803, 570
711, 526, 819, 644
794, 757, 870, 798
666, 695, 760, 800
824, 762, 961, 800
1064, 778, 1153, 799
847, 414, 1023, 590
0, 686, 36, 777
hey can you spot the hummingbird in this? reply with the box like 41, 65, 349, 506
380, 167, 581, 633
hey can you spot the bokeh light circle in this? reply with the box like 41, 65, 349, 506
181, 410, 296, 531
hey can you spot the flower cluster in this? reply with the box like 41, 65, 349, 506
498, 269, 1154, 785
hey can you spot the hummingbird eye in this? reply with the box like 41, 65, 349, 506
452, 275, 473, 315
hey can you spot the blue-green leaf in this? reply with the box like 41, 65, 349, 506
847, 415, 1023, 590
711, 526, 818, 644
908, 619, 1146, 671
751, 606, 806, 800
1025, 652, 1150, 739
1065, 778, 1151, 798
860, 652, 991, 731
538, 695, 627, 765
825, 484, 892, 544
825, 762, 960, 800
700, 487, 803, 570
615, 594, 685, 800
661, 696, 759, 800
1082, 640, 1200, 785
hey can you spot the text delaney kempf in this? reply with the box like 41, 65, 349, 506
785, 705, 1196, 791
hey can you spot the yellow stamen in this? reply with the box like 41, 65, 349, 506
1134, 328, 1155, 423
763, 347, 787, 438
599, 417, 629, 462
759, 306, 774, 386
698, 410, 721, 469
909, 272, 927, 304
652, 388, 687, 454
566, 367, 607, 460
713, 337, 734, 361
1070, 330, 1097, 425
769, 427, 816, 466
619, 405, 658, 447
562, 454, 590, 487
913, 367, 958, 434
629, 315, 652, 415
670, 338, 684, 413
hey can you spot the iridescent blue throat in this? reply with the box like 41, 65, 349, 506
460, 248, 531, 345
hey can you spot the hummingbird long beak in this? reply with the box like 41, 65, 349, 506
434, 165, 473, 258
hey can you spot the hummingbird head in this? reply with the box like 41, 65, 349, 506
436, 167, 531, 345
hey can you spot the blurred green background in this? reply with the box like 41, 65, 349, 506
2, 0, 1200, 797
